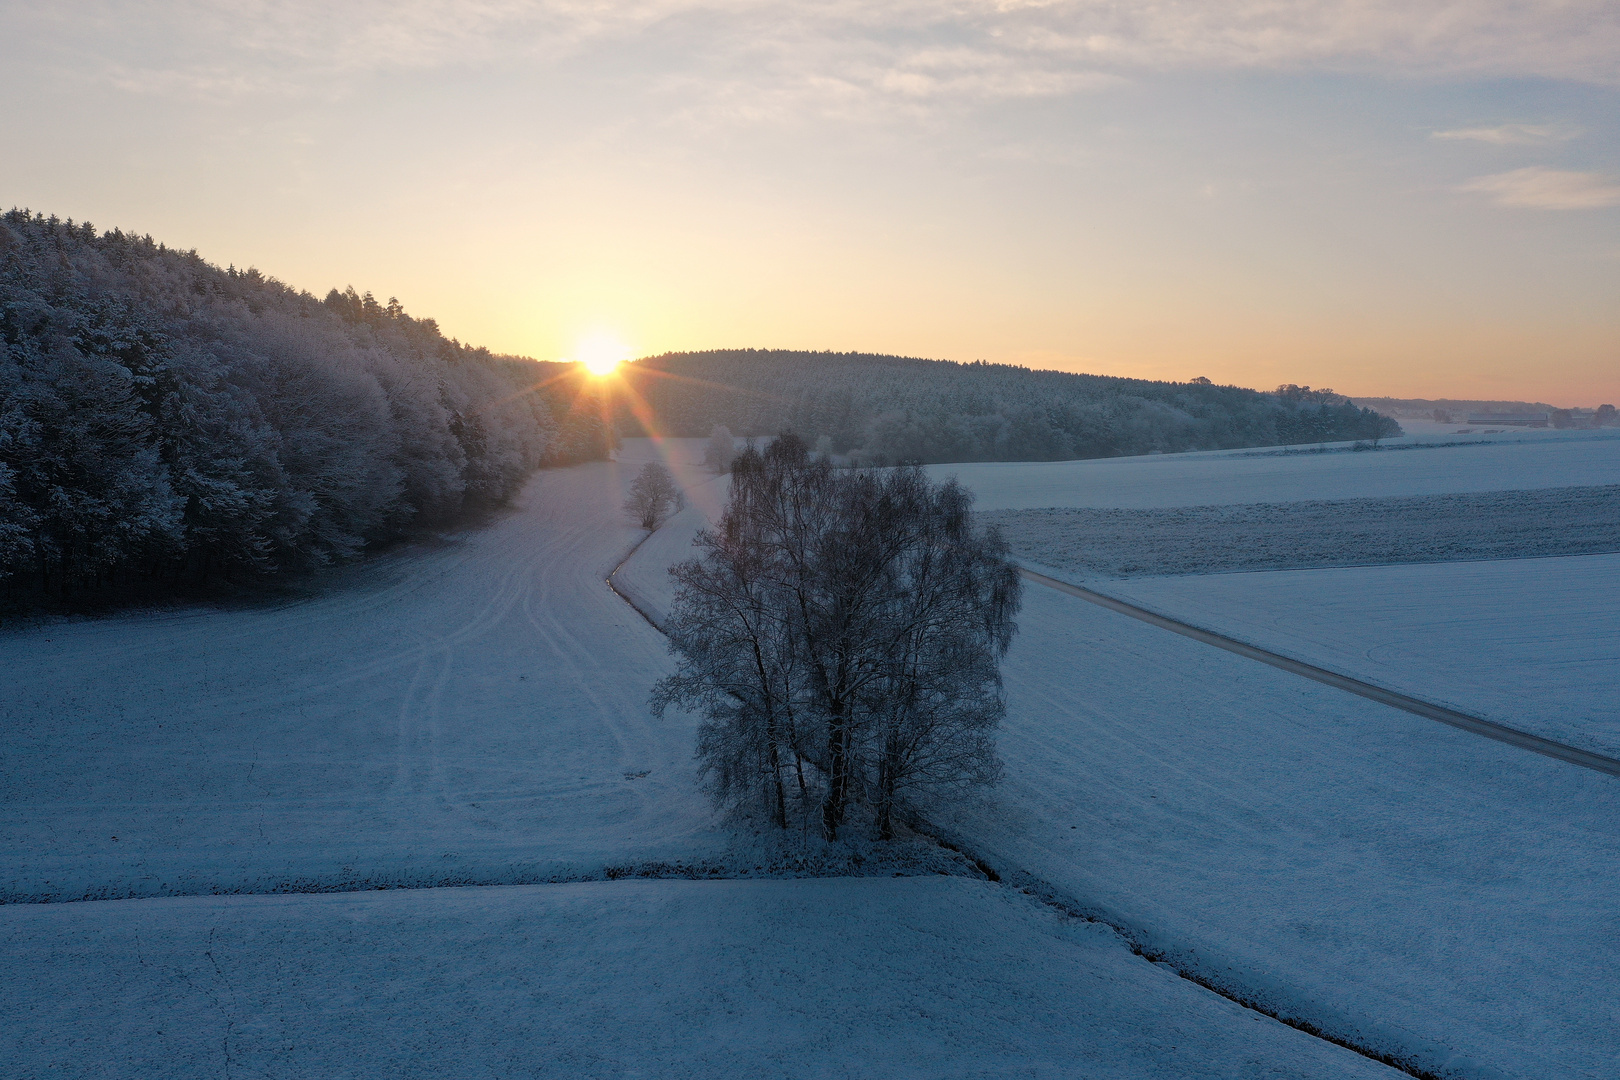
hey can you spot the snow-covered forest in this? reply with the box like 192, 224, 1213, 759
0, 211, 613, 604
620, 349, 1402, 463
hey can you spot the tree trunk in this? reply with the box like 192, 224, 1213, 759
821, 703, 850, 840
765, 708, 787, 828
876, 757, 894, 840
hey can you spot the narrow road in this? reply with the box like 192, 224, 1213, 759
1021, 567, 1620, 779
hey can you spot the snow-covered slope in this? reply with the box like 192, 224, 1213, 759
1094, 554, 1620, 757
620, 439, 1620, 1079
613, 493, 723, 628
607, 440, 728, 627
930, 430, 1619, 511
1, 439, 1417, 1079
936, 580, 1620, 1079
0, 444, 727, 902
9, 433, 1614, 1078
2, 876, 1396, 1079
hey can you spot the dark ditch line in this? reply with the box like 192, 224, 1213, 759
607, 468, 729, 633
1, 858, 975, 906
913, 825, 1448, 1080
606, 511, 1454, 1078
608, 509, 670, 631
607, 571, 664, 632
1022, 566, 1620, 780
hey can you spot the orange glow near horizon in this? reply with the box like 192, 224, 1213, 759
12, 4, 1617, 411
572, 334, 631, 378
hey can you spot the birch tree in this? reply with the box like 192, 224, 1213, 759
653, 433, 1020, 839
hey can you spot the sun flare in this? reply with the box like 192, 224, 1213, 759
575, 334, 629, 377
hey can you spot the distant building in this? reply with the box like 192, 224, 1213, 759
1465, 412, 1549, 427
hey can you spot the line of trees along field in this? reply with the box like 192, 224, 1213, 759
621, 350, 1401, 463
0, 210, 613, 606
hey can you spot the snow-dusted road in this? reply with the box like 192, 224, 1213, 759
1100, 554, 1620, 758
1021, 565, 1620, 778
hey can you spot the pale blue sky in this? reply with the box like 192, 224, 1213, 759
4, 2, 1617, 402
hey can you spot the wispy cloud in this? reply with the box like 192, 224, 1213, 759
18, 0, 1620, 120
1432, 123, 1581, 146
1461, 167, 1620, 210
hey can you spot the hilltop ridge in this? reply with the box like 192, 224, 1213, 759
619, 349, 1400, 464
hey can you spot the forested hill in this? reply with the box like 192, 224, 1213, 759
620, 350, 1401, 464
0, 210, 612, 604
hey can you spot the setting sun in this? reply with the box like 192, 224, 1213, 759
574, 334, 629, 377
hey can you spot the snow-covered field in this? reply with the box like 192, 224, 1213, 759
618, 434, 1620, 1078
931, 429, 1619, 510
619, 488, 1620, 1079
3, 876, 1396, 1079
8, 432, 1617, 1079
0, 441, 729, 902
3, 439, 1413, 1079
931, 578, 1620, 1079
1093, 554, 1620, 757
985, 485, 1619, 577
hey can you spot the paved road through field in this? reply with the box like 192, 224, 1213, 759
1021, 566, 1620, 778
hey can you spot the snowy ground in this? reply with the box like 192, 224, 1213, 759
0, 441, 731, 902
2, 877, 1397, 1080
984, 485, 1620, 577
929, 429, 1620, 511
621, 511, 1620, 1079
1092, 554, 1620, 757
617, 436, 1620, 1079
3, 439, 1416, 1079
933, 580, 1620, 1080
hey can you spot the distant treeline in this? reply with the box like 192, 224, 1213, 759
1349, 396, 1560, 419
1349, 395, 1617, 428
620, 350, 1401, 464
0, 210, 613, 603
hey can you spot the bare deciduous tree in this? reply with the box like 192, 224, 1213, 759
624, 462, 683, 530
652, 432, 1020, 839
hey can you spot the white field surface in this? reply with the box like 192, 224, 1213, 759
933, 579, 1620, 1080
1095, 554, 1620, 757
927, 429, 1620, 510
1, 439, 1404, 1079
0, 440, 730, 902
2, 877, 1396, 1080
615, 441, 1620, 1079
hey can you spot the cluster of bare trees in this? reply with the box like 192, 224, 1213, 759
652, 433, 1021, 840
